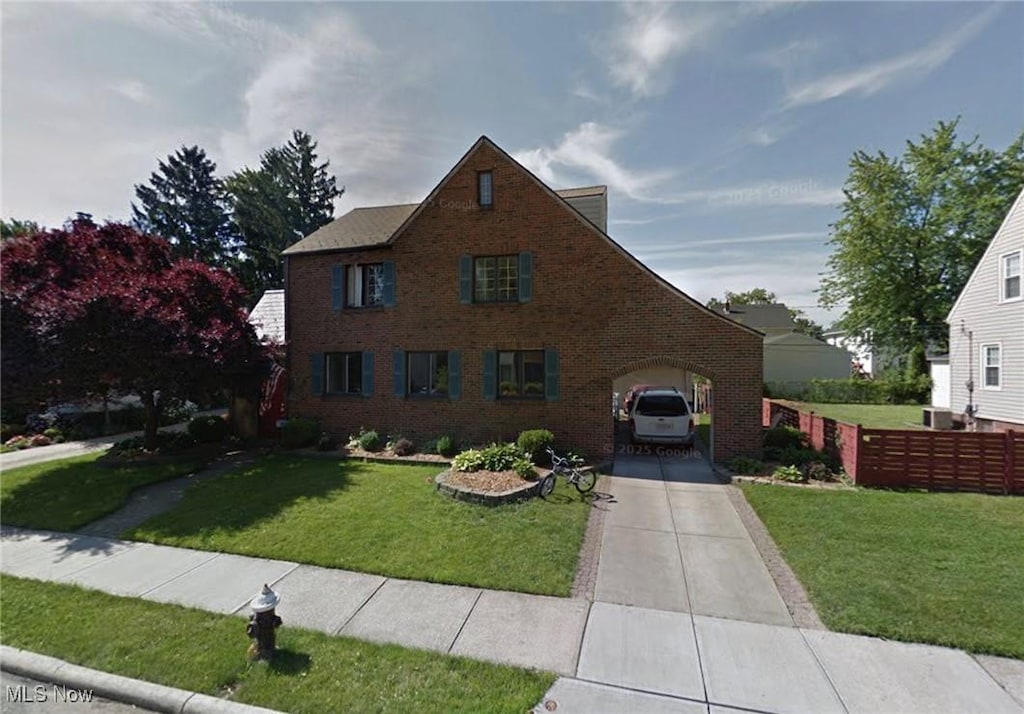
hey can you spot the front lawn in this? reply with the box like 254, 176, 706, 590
792, 402, 924, 429
127, 456, 591, 596
1, 453, 203, 531
0, 576, 553, 714
741, 484, 1024, 658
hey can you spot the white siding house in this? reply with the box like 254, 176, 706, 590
947, 188, 1024, 430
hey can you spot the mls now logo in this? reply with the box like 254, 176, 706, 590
6, 684, 95, 703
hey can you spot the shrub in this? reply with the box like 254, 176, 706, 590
479, 442, 525, 471
1, 423, 25, 442
435, 435, 457, 457
358, 429, 383, 452
161, 398, 198, 426
452, 449, 485, 472
516, 429, 554, 465
764, 426, 809, 451
728, 456, 764, 475
187, 415, 229, 444
42, 427, 63, 440
773, 465, 805, 483
316, 434, 338, 452
879, 372, 931, 405
392, 437, 415, 456
513, 457, 536, 479
29, 434, 52, 447
281, 418, 320, 449
4, 435, 30, 449
804, 461, 834, 481
775, 447, 822, 467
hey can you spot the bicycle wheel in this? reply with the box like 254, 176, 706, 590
574, 469, 597, 493
539, 474, 556, 497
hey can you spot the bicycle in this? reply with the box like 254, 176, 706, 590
539, 447, 598, 496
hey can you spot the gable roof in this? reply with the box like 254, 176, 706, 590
248, 289, 285, 343
283, 204, 418, 255
764, 332, 848, 351
948, 186, 1024, 320
285, 135, 762, 339
721, 304, 796, 331
283, 185, 608, 256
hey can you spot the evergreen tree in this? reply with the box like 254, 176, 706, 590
227, 130, 342, 299
132, 146, 236, 267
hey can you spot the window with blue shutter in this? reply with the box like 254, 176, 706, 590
382, 261, 396, 307
483, 350, 497, 400
361, 351, 374, 396
331, 265, 344, 310
459, 256, 473, 304
310, 353, 324, 395
393, 350, 406, 397
518, 252, 533, 303
448, 350, 461, 400
544, 349, 560, 401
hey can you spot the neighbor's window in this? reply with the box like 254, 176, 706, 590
346, 263, 385, 307
408, 352, 449, 397
1002, 251, 1022, 302
474, 255, 517, 303
478, 171, 493, 207
498, 350, 544, 398
982, 344, 1001, 389
326, 352, 363, 394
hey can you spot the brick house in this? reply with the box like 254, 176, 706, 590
283, 136, 763, 461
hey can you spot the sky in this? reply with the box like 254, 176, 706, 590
3, 2, 1022, 326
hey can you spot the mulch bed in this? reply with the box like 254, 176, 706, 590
341, 446, 450, 463
444, 469, 535, 493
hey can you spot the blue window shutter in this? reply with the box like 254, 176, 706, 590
518, 252, 533, 303
382, 261, 396, 307
448, 350, 461, 400
361, 351, 374, 396
459, 255, 473, 304
544, 349, 560, 401
310, 353, 324, 395
331, 264, 344, 310
393, 350, 406, 397
483, 350, 497, 401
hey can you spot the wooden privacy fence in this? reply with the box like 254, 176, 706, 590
762, 399, 1023, 495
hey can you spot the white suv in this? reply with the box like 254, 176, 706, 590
628, 387, 695, 446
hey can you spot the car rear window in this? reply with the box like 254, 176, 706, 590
636, 395, 688, 417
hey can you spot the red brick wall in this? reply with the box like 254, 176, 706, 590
286, 142, 763, 461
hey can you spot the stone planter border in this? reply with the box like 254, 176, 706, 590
435, 470, 540, 506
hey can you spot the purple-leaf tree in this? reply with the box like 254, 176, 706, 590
1, 217, 268, 448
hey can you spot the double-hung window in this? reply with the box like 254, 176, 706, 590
407, 352, 449, 397
982, 344, 1001, 389
1001, 251, 1022, 302
474, 255, 518, 303
347, 263, 385, 307
326, 352, 363, 394
497, 350, 544, 398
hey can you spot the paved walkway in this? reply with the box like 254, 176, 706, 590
2, 452, 1023, 713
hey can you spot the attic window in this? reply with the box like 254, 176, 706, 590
478, 171, 493, 208
1001, 251, 1022, 302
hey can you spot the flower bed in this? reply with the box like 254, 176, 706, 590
435, 469, 540, 506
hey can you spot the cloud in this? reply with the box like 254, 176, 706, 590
659, 180, 844, 208
635, 231, 825, 255
605, 4, 719, 98
513, 122, 674, 200
110, 80, 152, 105
783, 6, 999, 109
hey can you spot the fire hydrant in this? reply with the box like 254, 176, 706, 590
246, 583, 282, 661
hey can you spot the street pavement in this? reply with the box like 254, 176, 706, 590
1, 452, 1022, 713
1, 670, 155, 713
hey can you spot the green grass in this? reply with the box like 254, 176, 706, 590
0, 576, 553, 713
792, 402, 924, 429
740, 483, 1024, 657
126, 456, 591, 596
1, 453, 202, 531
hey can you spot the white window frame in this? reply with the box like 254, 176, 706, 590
980, 343, 1001, 390
1000, 250, 1022, 303
346, 264, 384, 308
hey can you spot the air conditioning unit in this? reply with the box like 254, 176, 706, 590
922, 407, 952, 430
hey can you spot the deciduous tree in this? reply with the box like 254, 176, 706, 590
1, 218, 267, 448
707, 288, 824, 339
820, 119, 1024, 376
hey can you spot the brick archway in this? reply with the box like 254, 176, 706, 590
612, 355, 716, 459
